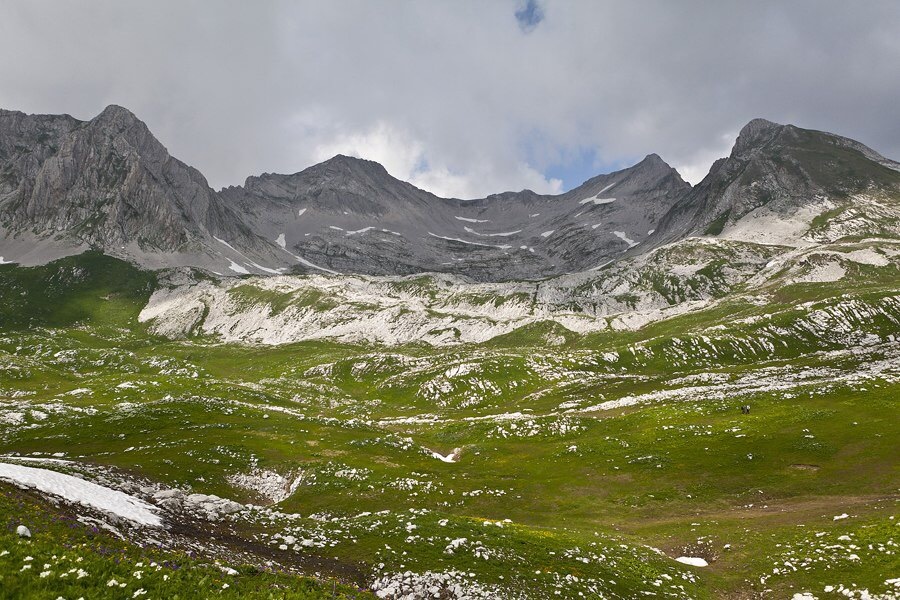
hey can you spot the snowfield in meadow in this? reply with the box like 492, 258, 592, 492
0, 461, 162, 527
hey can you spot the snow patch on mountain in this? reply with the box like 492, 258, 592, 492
346, 226, 376, 236
428, 232, 512, 250
580, 196, 616, 205
285, 250, 341, 274
613, 231, 637, 247
227, 260, 250, 275
675, 557, 708, 567
429, 448, 462, 463
247, 261, 282, 275
463, 227, 522, 237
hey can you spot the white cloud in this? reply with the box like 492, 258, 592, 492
309, 121, 425, 184
301, 119, 561, 198
1, 1, 899, 196
409, 162, 562, 199
674, 131, 739, 185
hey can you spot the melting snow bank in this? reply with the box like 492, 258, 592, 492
613, 230, 637, 247
675, 556, 708, 567
372, 569, 502, 599
428, 448, 461, 463
226, 259, 250, 275
0, 462, 162, 527
427, 232, 512, 250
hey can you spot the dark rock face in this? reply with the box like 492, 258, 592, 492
1, 105, 897, 278
220, 152, 690, 279
0, 105, 267, 271
645, 119, 900, 249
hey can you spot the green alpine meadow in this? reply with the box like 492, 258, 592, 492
1, 194, 899, 599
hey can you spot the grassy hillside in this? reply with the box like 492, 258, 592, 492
0, 251, 155, 329
0, 252, 898, 598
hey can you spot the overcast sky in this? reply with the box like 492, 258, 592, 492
2, 1, 899, 198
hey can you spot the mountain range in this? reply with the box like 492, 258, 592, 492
3, 105, 897, 280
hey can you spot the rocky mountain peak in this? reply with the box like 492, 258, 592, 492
0, 104, 264, 267
644, 117, 900, 252
635, 153, 688, 185
573, 152, 687, 196
81, 103, 171, 168
92, 104, 143, 129
322, 153, 383, 169
732, 118, 784, 155
237, 153, 408, 204
637, 153, 667, 168
312, 154, 394, 183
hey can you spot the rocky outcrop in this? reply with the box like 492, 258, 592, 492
0, 105, 273, 272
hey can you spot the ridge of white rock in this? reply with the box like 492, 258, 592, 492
139, 237, 899, 347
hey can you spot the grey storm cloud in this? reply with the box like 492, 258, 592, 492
1, 0, 899, 198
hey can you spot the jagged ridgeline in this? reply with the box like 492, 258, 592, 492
4, 105, 895, 283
